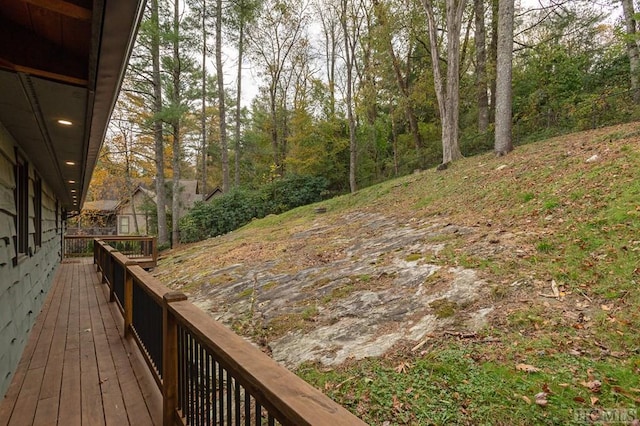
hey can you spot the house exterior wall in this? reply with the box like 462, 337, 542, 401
0, 121, 61, 398
117, 191, 149, 235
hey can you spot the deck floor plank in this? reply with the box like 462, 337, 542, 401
57, 262, 82, 426
0, 259, 161, 426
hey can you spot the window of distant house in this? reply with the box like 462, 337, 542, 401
119, 216, 130, 234
13, 154, 29, 262
34, 175, 42, 247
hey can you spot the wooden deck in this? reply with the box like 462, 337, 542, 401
0, 258, 162, 426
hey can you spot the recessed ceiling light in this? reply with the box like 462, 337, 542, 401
71, 189, 77, 193
68, 180, 76, 184
58, 119, 73, 126
65, 161, 76, 166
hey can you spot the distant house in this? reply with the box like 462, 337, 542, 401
203, 186, 223, 202
115, 185, 154, 235
67, 200, 118, 235
115, 180, 203, 235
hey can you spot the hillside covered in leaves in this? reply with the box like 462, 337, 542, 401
153, 123, 640, 425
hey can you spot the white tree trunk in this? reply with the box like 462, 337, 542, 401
622, 0, 640, 103
423, 0, 465, 165
494, 0, 514, 156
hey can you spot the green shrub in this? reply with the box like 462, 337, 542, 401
179, 175, 329, 243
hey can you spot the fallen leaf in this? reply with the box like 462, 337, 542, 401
581, 380, 602, 393
573, 396, 586, 403
520, 395, 532, 404
516, 363, 540, 373
601, 304, 611, 311
542, 383, 552, 394
558, 383, 570, 388
394, 361, 412, 374
535, 392, 548, 407
590, 396, 599, 406
551, 280, 559, 297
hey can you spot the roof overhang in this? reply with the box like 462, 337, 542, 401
0, 0, 145, 213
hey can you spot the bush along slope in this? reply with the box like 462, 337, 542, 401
179, 175, 329, 243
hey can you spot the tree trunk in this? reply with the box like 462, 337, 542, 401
200, 0, 207, 196
171, 0, 181, 246
342, 0, 357, 193
216, 0, 230, 192
234, 18, 244, 187
489, 0, 498, 123
374, 0, 422, 150
494, 0, 514, 156
423, 0, 465, 165
475, 0, 489, 133
150, 0, 168, 247
622, 0, 640, 103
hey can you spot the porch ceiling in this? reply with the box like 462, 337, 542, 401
0, 0, 144, 213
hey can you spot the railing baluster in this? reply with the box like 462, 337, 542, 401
234, 378, 241, 426
219, 362, 224, 425
244, 392, 251, 426
93, 238, 366, 426
255, 402, 261, 426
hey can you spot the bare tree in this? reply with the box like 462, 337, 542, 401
494, 0, 514, 156
373, 0, 423, 151
216, 0, 230, 192
422, 0, 466, 166
621, 0, 640, 103
475, 0, 489, 133
247, 0, 308, 177
340, 0, 365, 192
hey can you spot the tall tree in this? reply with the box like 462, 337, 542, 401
373, 0, 423, 151
621, 0, 640, 103
229, 0, 260, 187
316, 0, 340, 117
422, 0, 466, 165
150, 0, 169, 246
494, 0, 514, 155
341, 0, 363, 192
171, 0, 182, 245
475, 0, 489, 133
216, 0, 230, 192
200, 0, 208, 195
247, 0, 307, 177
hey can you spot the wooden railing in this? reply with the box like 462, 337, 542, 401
94, 239, 366, 426
66, 235, 157, 268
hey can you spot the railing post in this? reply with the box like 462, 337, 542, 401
152, 237, 158, 265
163, 292, 188, 426
123, 260, 136, 337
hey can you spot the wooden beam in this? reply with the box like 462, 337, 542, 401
22, 0, 92, 21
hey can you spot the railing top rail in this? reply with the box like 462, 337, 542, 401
167, 299, 367, 426
127, 264, 166, 305
64, 235, 154, 241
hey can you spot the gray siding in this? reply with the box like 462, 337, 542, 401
0, 122, 61, 398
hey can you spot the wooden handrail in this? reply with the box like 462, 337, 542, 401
93, 239, 366, 426
168, 300, 365, 426
65, 235, 157, 267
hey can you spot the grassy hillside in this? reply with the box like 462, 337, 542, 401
155, 123, 640, 425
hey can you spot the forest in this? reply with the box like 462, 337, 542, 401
87, 0, 640, 246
